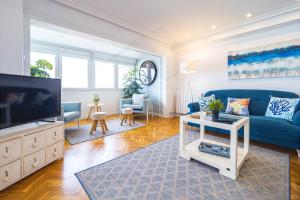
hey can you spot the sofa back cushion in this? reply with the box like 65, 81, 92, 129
205, 89, 299, 116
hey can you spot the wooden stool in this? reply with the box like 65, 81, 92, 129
121, 108, 134, 126
90, 112, 108, 134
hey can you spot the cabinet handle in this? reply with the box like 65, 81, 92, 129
32, 157, 38, 168
2, 147, 9, 158
2, 171, 9, 182
53, 132, 58, 140
32, 138, 38, 147
53, 148, 58, 156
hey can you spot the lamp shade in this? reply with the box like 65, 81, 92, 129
180, 61, 198, 74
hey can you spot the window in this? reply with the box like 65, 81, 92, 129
61, 56, 89, 88
118, 64, 132, 88
94, 61, 115, 88
30, 52, 56, 78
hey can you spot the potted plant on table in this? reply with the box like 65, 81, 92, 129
93, 94, 100, 105
208, 99, 224, 121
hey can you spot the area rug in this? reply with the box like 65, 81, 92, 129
75, 132, 289, 200
65, 119, 145, 145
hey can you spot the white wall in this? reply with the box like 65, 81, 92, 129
175, 22, 300, 96
23, 0, 176, 117
62, 90, 122, 118
0, 0, 24, 74
136, 56, 161, 114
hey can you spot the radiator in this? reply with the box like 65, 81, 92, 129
176, 92, 202, 114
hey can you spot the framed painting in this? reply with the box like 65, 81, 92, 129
228, 39, 300, 79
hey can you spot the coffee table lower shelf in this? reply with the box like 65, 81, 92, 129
184, 138, 248, 179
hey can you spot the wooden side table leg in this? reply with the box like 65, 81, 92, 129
87, 107, 93, 121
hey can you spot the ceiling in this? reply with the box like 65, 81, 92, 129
55, 0, 299, 45
30, 22, 147, 59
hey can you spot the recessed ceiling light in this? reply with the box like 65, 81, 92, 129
211, 25, 216, 29
246, 13, 252, 18
186, 33, 191, 38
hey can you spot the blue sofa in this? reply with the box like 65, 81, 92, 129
187, 89, 300, 149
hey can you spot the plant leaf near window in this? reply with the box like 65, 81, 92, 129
30, 59, 53, 78
122, 67, 142, 98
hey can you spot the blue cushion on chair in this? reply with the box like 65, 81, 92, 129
64, 111, 80, 122
122, 104, 143, 110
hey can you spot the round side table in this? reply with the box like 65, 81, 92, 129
87, 103, 104, 120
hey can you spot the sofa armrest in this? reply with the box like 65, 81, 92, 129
61, 102, 81, 115
293, 110, 300, 126
187, 102, 200, 114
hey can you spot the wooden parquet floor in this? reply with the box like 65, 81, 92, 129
0, 115, 299, 200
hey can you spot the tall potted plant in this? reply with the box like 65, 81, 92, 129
208, 99, 224, 121
30, 59, 53, 78
122, 67, 142, 98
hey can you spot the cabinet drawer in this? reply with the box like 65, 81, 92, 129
0, 138, 21, 166
23, 149, 45, 176
0, 159, 21, 191
46, 126, 64, 146
47, 142, 64, 164
24, 132, 45, 155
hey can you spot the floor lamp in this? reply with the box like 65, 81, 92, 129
180, 61, 198, 101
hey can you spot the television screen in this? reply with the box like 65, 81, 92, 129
0, 74, 61, 129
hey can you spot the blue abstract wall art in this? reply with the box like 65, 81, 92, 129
228, 39, 300, 79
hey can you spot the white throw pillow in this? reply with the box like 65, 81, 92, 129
132, 94, 146, 105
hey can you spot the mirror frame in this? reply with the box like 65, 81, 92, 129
138, 60, 157, 86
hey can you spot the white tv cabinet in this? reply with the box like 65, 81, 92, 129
0, 121, 64, 191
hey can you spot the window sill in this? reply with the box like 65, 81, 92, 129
62, 88, 123, 92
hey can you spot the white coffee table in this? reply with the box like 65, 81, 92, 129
179, 112, 250, 180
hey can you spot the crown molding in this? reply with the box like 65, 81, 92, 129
51, 0, 172, 46
51, 0, 300, 47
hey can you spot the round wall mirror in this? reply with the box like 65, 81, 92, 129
139, 60, 157, 86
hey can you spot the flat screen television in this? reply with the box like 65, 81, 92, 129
0, 74, 61, 130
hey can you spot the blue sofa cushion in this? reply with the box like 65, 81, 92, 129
205, 89, 299, 116
64, 111, 80, 122
293, 111, 300, 126
122, 104, 143, 110
249, 115, 300, 143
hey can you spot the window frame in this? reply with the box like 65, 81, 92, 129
30, 45, 59, 78
29, 42, 137, 91
60, 52, 91, 90
117, 63, 133, 89
93, 58, 117, 90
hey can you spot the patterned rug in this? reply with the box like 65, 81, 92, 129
65, 119, 145, 145
75, 132, 289, 200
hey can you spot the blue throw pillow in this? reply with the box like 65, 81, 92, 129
198, 95, 215, 111
265, 97, 300, 121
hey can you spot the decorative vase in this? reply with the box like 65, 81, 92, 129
93, 100, 99, 105
212, 111, 219, 121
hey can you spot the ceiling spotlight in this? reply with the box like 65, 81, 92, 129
246, 13, 252, 18
211, 25, 216, 29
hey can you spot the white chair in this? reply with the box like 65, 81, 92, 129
120, 94, 153, 123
